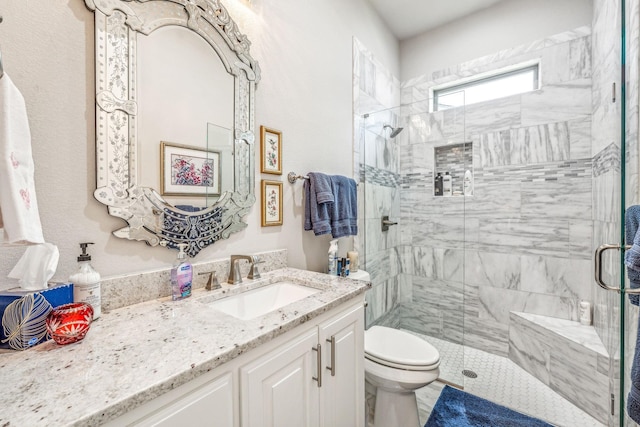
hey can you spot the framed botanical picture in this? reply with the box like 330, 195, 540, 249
261, 180, 283, 226
160, 142, 221, 197
260, 126, 282, 175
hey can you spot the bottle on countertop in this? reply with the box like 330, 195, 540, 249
69, 242, 101, 319
171, 243, 192, 300
328, 239, 338, 275
442, 172, 452, 196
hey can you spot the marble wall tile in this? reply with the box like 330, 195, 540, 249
365, 283, 387, 326
464, 95, 522, 135
521, 79, 591, 127
519, 255, 591, 300
508, 313, 552, 384
541, 36, 592, 84
413, 246, 464, 283
462, 315, 509, 356
366, 247, 401, 284
592, 168, 620, 223
400, 142, 433, 174
464, 250, 521, 289
364, 182, 400, 219
568, 116, 592, 159
478, 286, 577, 323
398, 273, 413, 303
569, 219, 593, 258
473, 216, 570, 258
411, 216, 466, 250
462, 181, 522, 219
520, 178, 592, 221
401, 303, 443, 338
548, 339, 609, 424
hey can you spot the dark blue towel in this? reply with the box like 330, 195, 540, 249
425, 385, 553, 427
629, 314, 640, 424
625, 205, 640, 306
328, 175, 358, 238
304, 172, 332, 236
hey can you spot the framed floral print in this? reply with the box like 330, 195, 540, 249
260, 126, 282, 175
160, 142, 221, 197
261, 180, 283, 226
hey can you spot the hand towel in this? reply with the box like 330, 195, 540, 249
328, 175, 358, 238
304, 172, 332, 236
0, 73, 44, 245
625, 205, 640, 305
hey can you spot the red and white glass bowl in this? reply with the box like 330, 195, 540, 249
45, 302, 94, 345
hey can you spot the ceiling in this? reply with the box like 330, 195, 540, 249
367, 0, 505, 41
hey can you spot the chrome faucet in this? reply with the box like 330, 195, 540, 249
227, 255, 264, 284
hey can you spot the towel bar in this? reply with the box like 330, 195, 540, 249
288, 171, 309, 184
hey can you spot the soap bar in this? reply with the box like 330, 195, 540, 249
0, 282, 74, 349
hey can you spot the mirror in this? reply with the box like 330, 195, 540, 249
85, 0, 260, 256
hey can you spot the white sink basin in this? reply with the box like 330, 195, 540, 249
207, 282, 320, 320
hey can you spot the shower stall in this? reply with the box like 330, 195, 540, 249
355, 0, 639, 425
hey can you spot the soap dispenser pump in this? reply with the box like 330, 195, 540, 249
171, 243, 192, 300
69, 242, 102, 319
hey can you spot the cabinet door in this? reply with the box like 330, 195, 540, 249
133, 371, 234, 427
318, 304, 364, 427
240, 329, 320, 427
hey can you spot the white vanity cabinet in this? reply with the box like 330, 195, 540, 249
104, 300, 364, 427
240, 303, 364, 427
103, 369, 236, 427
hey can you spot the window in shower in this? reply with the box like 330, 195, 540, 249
433, 63, 539, 111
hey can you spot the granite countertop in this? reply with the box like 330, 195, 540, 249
0, 268, 369, 427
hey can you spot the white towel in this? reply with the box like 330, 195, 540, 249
0, 74, 44, 245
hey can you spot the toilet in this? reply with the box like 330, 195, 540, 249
349, 270, 441, 427
365, 326, 440, 427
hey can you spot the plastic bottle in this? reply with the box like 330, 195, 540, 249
69, 242, 101, 319
463, 170, 474, 196
328, 239, 338, 275
443, 172, 452, 196
434, 173, 443, 196
171, 243, 193, 300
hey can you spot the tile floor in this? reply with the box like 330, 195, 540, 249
404, 331, 605, 427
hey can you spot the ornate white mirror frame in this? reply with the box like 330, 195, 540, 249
84, 0, 260, 256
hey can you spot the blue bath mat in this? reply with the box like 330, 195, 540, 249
425, 385, 554, 427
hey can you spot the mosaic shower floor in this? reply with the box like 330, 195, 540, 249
404, 330, 605, 427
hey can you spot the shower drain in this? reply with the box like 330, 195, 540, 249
462, 369, 478, 379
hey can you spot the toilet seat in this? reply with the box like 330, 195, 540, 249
365, 326, 440, 371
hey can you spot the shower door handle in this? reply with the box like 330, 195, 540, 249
595, 243, 636, 293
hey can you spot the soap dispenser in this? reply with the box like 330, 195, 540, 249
171, 243, 192, 300
69, 242, 102, 319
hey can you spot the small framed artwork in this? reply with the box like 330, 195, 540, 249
260, 126, 282, 175
160, 142, 221, 197
261, 180, 283, 227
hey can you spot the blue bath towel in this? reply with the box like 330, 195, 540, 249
328, 175, 358, 238
625, 205, 640, 305
304, 172, 332, 236
629, 314, 640, 423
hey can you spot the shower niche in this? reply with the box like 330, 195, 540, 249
433, 142, 473, 197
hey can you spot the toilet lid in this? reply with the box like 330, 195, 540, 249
365, 326, 440, 369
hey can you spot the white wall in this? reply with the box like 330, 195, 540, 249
400, 0, 592, 81
0, 0, 399, 285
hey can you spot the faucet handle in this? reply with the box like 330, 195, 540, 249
198, 271, 220, 291
247, 256, 265, 280
227, 261, 243, 285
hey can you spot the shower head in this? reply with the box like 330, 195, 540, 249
383, 124, 404, 138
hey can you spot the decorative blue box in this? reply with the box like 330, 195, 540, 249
0, 282, 74, 350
